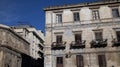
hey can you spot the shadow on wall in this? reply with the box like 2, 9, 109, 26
21, 54, 44, 67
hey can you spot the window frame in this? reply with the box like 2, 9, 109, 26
92, 9, 100, 20
73, 12, 80, 22
112, 7, 120, 18
56, 13, 62, 23
98, 54, 107, 67
76, 55, 84, 67
56, 57, 63, 67
75, 33, 82, 43
113, 28, 120, 41
94, 31, 103, 41
56, 35, 63, 43
93, 30, 103, 41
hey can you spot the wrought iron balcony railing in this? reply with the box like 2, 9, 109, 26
90, 39, 107, 48
70, 40, 86, 49
112, 38, 120, 47
51, 41, 66, 50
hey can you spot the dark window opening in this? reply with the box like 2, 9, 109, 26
98, 55, 106, 67
56, 35, 62, 43
75, 34, 82, 43
116, 31, 120, 41
76, 55, 84, 67
95, 32, 103, 41
73, 12, 80, 21
112, 8, 119, 18
57, 57, 63, 67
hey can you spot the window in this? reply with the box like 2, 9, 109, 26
56, 35, 62, 43
116, 31, 120, 41
95, 31, 103, 41
92, 10, 100, 20
73, 12, 80, 21
76, 55, 84, 67
56, 14, 62, 23
112, 8, 119, 18
56, 57, 63, 67
75, 34, 82, 43
98, 55, 106, 67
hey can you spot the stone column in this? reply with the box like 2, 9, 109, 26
0, 50, 4, 67
44, 55, 52, 67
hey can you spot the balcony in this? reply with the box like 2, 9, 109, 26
38, 51, 44, 58
51, 41, 66, 50
70, 40, 86, 49
112, 38, 120, 47
90, 39, 107, 48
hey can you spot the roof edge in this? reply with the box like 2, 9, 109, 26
44, 0, 120, 11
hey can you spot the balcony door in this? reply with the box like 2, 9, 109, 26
56, 57, 63, 67
95, 31, 103, 41
56, 35, 62, 44
75, 34, 82, 43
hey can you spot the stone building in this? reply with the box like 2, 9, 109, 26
11, 25, 44, 67
44, 0, 120, 67
0, 24, 30, 67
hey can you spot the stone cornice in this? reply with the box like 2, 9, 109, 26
44, 0, 120, 11
46, 21, 120, 31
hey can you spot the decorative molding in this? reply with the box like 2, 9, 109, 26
46, 21, 120, 30
44, 0, 120, 11
72, 30, 82, 34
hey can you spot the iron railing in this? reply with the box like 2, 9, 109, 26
90, 39, 107, 48
70, 40, 86, 49
51, 41, 66, 50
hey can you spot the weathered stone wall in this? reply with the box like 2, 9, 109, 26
45, 5, 120, 24
0, 48, 21, 67
0, 28, 29, 55
0, 26, 30, 67
46, 22, 120, 67
45, 1, 120, 67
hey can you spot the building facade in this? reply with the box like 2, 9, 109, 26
44, 0, 120, 67
11, 25, 44, 67
0, 24, 30, 67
